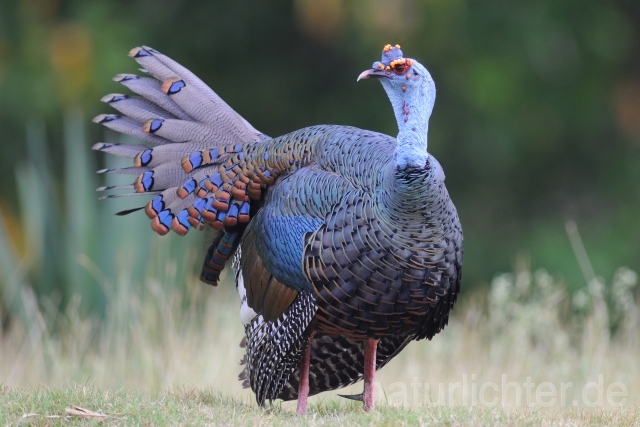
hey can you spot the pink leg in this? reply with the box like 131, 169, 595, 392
296, 331, 316, 415
363, 338, 379, 411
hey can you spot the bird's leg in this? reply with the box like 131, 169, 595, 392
363, 337, 379, 411
296, 330, 316, 415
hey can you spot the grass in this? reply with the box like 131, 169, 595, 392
2, 385, 639, 426
1, 117, 639, 425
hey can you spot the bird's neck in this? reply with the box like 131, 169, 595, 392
376, 84, 441, 223
388, 86, 432, 170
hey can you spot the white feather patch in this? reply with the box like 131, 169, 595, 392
237, 271, 259, 325
233, 246, 258, 326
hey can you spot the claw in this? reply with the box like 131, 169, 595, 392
337, 393, 364, 402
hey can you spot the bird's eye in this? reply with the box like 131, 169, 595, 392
390, 58, 411, 75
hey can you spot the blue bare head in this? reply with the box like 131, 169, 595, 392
358, 44, 436, 169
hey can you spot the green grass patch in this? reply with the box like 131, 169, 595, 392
2, 384, 639, 426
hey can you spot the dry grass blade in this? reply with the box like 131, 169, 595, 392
65, 405, 108, 418
21, 413, 38, 418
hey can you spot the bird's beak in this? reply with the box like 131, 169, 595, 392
357, 68, 388, 82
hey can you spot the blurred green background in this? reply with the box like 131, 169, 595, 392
0, 0, 639, 317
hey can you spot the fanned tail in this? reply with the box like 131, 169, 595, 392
94, 46, 268, 237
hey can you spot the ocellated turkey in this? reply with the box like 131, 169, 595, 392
94, 44, 463, 413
